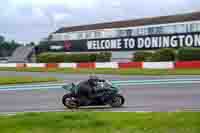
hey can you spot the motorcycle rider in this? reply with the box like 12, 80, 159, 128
77, 75, 101, 101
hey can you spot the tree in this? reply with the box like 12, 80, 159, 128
26, 42, 35, 46
0, 37, 21, 57
30, 42, 35, 46
0, 35, 5, 44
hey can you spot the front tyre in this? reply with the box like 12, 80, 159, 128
62, 94, 79, 109
109, 94, 125, 108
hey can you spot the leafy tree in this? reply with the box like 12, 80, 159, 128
0, 36, 21, 57
26, 42, 35, 46
0, 35, 5, 44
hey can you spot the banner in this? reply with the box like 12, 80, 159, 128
46, 32, 200, 52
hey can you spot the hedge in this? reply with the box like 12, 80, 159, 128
133, 48, 200, 62
150, 48, 176, 62
96, 52, 112, 62
37, 48, 200, 63
37, 52, 112, 63
177, 48, 200, 61
132, 51, 153, 62
133, 49, 176, 62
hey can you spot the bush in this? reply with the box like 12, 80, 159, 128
177, 48, 200, 61
37, 52, 112, 63
133, 49, 176, 62
36, 53, 65, 63
96, 52, 112, 62
150, 48, 176, 62
133, 51, 153, 62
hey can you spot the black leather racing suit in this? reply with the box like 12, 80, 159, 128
77, 80, 95, 99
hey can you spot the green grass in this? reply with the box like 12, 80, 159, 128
0, 112, 199, 133
0, 76, 57, 85
1, 67, 200, 75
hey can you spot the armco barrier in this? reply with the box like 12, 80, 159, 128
143, 62, 174, 69
175, 61, 200, 68
119, 62, 142, 69
26, 63, 46, 68
16, 63, 26, 68
58, 63, 76, 68
0, 63, 17, 68
2, 61, 200, 69
46, 63, 59, 69
96, 62, 118, 69
77, 63, 96, 69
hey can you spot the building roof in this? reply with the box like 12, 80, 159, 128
55, 11, 200, 33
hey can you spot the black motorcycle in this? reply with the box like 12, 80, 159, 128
62, 80, 125, 109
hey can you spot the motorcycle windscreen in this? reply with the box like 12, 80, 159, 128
63, 83, 74, 91
63, 83, 79, 94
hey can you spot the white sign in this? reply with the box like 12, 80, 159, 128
86, 33, 200, 50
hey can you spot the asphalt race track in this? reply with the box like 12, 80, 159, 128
0, 71, 200, 113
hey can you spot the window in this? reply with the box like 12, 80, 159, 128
191, 23, 200, 32
132, 29, 138, 36
175, 24, 187, 33
126, 29, 132, 36
77, 32, 83, 39
148, 27, 154, 34
143, 28, 148, 35
85, 32, 93, 39
156, 27, 163, 34
162, 25, 175, 34
148, 27, 162, 35
138, 28, 144, 35
101, 30, 114, 38
110, 30, 118, 38
94, 31, 102, 38
63, 34, 70, 40
117, 30, 127, 37
52, 34, 63, 41
187, 24, 192, 32
52, 22, 200, 41
68, 33, 77, 40
197, 23, 200, 32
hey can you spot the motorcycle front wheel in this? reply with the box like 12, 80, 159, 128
62, 94, 79, 109
109, 94, 125, 108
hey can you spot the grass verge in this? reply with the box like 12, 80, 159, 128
0, 76, 57, 85
0, 112, 199, 133
1, 67, 200, 75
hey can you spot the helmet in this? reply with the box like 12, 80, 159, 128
88, 75, 99, 86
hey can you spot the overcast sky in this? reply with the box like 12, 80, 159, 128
0, 0, 200, 43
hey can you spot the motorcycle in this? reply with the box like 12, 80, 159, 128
62, 80, 125, 109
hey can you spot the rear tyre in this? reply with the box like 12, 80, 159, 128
109, 94, 125, 108
62, 94, 79, 109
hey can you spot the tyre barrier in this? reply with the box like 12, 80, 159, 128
0, 61, 200, 69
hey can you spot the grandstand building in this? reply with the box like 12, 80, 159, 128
45, 11, 200, 61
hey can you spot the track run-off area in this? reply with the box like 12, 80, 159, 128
0, 71, 200, 113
